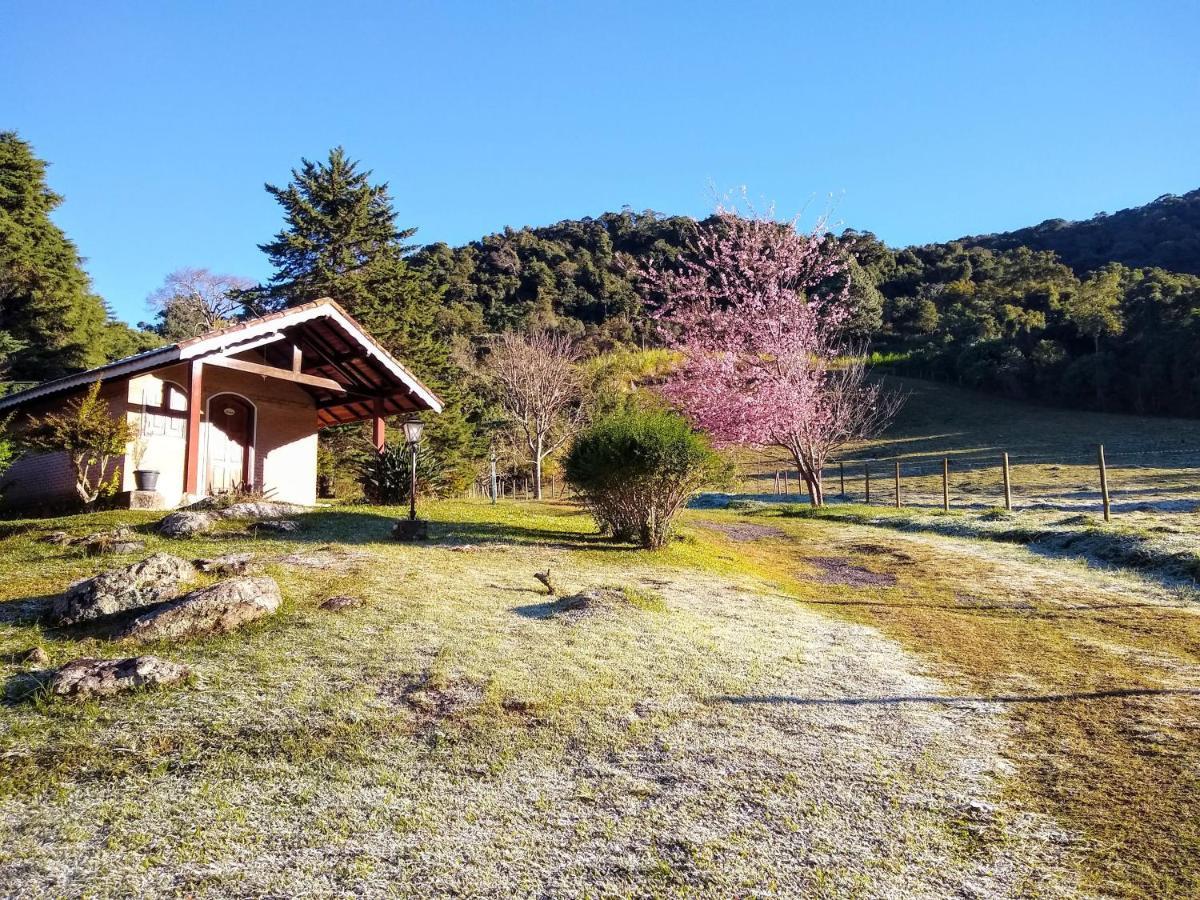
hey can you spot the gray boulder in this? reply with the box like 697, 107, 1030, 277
52, 553, 197, 626
116, 576, 282, 643
220, 501, 306, 519
47, 655, 190, 699
39, 527, 144, 554
158, 510, 221, 537
82, 528, 145, 556
157, 501, 306, 538
194, 552, 256, 575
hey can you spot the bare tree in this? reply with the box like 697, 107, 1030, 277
485, 330, 585, 499
147, 268, 255, 340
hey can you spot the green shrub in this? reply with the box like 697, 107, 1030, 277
24, 382, 131, 506
358, 443, 443, 505
563, 409, 726, 549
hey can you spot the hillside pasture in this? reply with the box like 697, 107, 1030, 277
737, 376, 1200, 514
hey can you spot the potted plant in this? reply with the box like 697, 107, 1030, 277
131, 433, 159, 491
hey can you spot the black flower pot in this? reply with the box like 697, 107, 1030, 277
134, 469, 160, 491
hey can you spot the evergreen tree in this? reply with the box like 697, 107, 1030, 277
248, 148, 446, 372
249, 147, 479, 491
251, 148, 415, 307
0, 132, 123, 379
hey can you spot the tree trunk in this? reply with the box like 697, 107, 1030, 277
802, 472, 824, 508
534, 434, 544, 500
787, 448, 824, 509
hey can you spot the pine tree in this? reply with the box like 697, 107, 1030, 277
252, 148, 414, 306
250, 147, 480, 492
0, 132, 120, 379
249, 148, 445, 367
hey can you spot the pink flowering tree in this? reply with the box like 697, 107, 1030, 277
643, 207, 901, 507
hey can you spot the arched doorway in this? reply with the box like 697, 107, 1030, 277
206, 393, 255, 494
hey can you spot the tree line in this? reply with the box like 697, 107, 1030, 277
3, 132, 1199, 501
959, 188, 1200, 276
843, 232, 1200, 415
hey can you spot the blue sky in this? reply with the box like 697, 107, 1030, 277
3, 1, 1198, 325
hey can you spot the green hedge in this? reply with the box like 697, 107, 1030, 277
564, 409, 725, 548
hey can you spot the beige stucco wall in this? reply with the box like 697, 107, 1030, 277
2, 357, 320, 510
126, 359, 319, 507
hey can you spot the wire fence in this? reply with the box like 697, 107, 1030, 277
459, 443, 1200, 521
745, 444, 1200, 519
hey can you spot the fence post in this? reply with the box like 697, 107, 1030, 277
894, 460, 901, 508
1098, 444, 1111, 522
1002, 452, 1012, 511
865, 464, 871, 505
942, 457, 949, 511
840, 462, 846, 498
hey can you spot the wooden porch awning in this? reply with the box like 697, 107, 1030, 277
0, 298, 443, 427
176, 300, 443, 426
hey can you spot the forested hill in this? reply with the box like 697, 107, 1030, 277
410, 195, 1200, 417
959, 188, 1200, 276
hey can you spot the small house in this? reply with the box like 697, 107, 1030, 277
0, 298, 442, 509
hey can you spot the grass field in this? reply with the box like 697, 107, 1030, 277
1, 379, 1198, 897
738, 375, 1200, 514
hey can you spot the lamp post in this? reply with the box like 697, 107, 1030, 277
402, 418, 424, 522
489, 444, 498, 504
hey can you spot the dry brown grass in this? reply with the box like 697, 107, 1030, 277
691, 507, 1200, 896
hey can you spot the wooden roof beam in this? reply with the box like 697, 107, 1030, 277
201, 356, 346, 393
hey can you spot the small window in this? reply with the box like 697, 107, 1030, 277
141, 380, 188, 436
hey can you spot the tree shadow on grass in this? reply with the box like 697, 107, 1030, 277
712, 687, 1200, 707
220, 509, 634, 553
775, 593, 1200, 621
0, 594, 57, 626
511, 600, 562, 619
3, 670, 51, 704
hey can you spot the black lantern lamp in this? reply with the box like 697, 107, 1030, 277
402, 418, 424, 521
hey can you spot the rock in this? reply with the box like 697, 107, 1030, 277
47, 655, 190, 699
194, 552, 255, 575
18, 646, 49, 666
52, 553, 197, 626
319, 595, 363, 612
108, 541, 146, 555
84, 530, 146, 556
182, 496, 221, 511
158, 510, 220, 538
220, 501, 306, 520
392, 519, 429, 541
253, 519, 300, 534
116, 576, 282, 643
40, 527, 141, 552
158, 501, 307, 537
